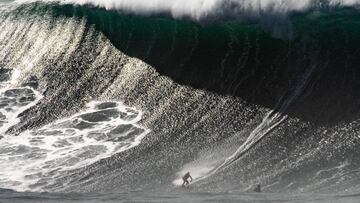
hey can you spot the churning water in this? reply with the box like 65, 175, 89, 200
1, 0, 360, 202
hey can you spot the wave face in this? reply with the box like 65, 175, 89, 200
0, 1, 360, 194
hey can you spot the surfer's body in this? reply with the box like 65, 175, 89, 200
254, 184, 261, 192
182, 172, 193, 187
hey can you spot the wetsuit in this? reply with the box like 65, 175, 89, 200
254, 185, 261, 192
182, 172, 193, 187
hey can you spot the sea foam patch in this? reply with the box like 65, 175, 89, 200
0, 100, 149, 191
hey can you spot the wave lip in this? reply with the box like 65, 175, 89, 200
15, 0, 360, 22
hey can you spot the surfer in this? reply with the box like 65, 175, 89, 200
182, 172, 193, 187
254, 184, 261, 192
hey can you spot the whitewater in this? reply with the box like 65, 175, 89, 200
15, 0, 360, 19
1, 0, 360, 202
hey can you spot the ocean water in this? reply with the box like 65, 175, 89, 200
1, 0, 360, 202
1, 190, 360, 203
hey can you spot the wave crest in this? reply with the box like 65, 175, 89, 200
14, 0, 360, 22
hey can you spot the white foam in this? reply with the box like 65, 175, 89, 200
14, 0, 360, 22
0, 100, 149, 191
0, 68, 43, 135
0, 71, 149, 192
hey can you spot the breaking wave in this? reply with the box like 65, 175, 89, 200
15, 0, 360, 21
0, 0, 360, 195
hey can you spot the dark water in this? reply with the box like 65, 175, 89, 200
1, 190, 360, 203
0, 0, 360, 201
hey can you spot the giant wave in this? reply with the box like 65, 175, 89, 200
0, 0, 360, 196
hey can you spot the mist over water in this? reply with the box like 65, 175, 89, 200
15, 0, 360, 21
